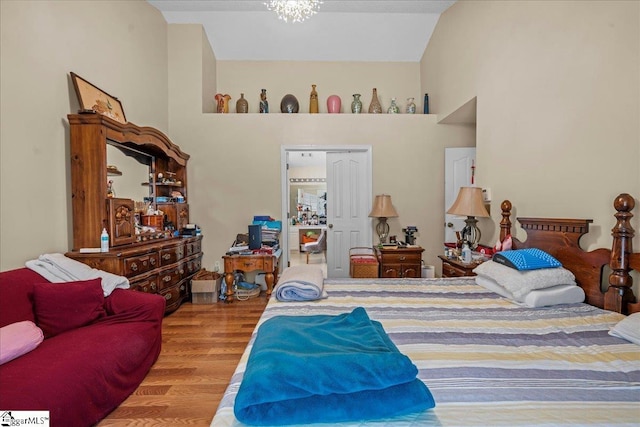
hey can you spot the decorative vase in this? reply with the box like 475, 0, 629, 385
280, 94, 299, 113
351, 94, 362, 114
259, 89, 269, 113
423, 93, 429, 114
406, 97, 416, 114
387, 98, 399, 114
309, 84, 319, 114
236, 93, 248, 113
327, 95, 341, 113
368, 88, 382, 114
215, 93, 231, 113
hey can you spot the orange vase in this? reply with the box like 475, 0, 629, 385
215, 93, 231, 113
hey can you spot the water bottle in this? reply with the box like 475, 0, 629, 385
423, 93, 429, 114
100, 228, 109, 252
461, 242, 472, 264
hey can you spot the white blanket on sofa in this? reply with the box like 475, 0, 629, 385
26, 253, 129, 296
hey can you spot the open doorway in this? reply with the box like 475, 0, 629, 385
281, 146, 372, 278
288, 152, 328, 275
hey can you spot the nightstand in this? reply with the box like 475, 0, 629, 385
376, 246, 424, 278
438, 255, 483, 278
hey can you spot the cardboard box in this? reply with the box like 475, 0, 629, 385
191, 270, 221, 304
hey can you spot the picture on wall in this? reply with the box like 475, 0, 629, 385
70, 72, 126, 124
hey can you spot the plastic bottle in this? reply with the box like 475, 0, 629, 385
100, 228, 109, 252
461, 242, 472, 264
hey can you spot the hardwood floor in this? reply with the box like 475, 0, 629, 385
98, 295, 268, 427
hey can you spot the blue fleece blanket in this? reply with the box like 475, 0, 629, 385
234, 307, 435, 425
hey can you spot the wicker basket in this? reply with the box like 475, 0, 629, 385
349, 247, 379, 278
235, 286, 261, 301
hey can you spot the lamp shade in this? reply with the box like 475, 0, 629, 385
447, 187, 490, 218
369, 194, 398, 218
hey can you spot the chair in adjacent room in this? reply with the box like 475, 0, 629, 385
300, 228, 326, 264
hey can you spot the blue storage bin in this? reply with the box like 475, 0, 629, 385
252, 220, 282, 230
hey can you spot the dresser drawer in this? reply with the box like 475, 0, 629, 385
130, 274, 159, 294
124, 252, 159, 276
380, 252, 422, 264
442, 261, 476, 277
186, 240, 201, 256
157, 267, 182, 291
184, 257, 202, 278
159, 245, 184, 266
226, 257, 265, 271
160, 281, 189, 311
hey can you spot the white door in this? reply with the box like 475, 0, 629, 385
326, 150, 371, 278
444, 147, 476, 243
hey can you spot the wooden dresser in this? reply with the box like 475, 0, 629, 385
65, 113, 202, 314
376, 246, 424, 278
67, 236, 202, 312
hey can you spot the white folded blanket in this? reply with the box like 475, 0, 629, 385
274, 265, 327, 301
26, 253, 129, 297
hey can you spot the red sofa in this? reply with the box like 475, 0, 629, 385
0, 267, 165, 426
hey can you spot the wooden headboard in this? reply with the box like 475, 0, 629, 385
498, 194, 638, 314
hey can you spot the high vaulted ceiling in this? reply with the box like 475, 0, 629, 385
148, 0, 456, 62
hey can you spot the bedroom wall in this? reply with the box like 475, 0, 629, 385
166, 25, 476, 272
421, 0, 640, 254
0, 0, 169, 270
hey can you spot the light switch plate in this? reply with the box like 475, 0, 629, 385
482, 188, 492, 202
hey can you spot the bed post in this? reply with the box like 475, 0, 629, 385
607, 193, 636, 314
499, 200, 513, 243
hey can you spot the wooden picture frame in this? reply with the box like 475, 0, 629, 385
70, 72, 126, 124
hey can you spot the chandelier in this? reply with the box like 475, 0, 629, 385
264, 0, 323, 23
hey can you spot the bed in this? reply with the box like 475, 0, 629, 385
211, 194, 640, 426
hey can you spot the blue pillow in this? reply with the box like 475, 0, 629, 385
492, 248, 561, 271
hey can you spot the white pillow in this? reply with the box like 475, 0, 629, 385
473, 260, 576, 300
475, 275, 584, 307
609, 312, 640, 345
522, 284, 584, 307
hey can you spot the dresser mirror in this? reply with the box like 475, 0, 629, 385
106, 141, 154, 202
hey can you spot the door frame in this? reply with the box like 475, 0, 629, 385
280, 145, 373, 270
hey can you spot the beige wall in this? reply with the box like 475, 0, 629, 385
0, 0, 168, 270
2, 0, 637, 281
421, 0, 640, 255
166, 27, 475, 272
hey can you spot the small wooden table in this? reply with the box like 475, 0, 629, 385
375, 246, 424, 278
222, 249, 282, 302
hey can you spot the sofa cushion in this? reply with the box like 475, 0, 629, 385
0, 321, 44, 365
33, 278, 106, 338
0, 268, 48, 328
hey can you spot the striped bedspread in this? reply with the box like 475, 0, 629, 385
211, 278, 640, 427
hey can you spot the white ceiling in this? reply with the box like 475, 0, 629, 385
148, 0, 456, 62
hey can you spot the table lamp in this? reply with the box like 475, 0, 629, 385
446, 187, 490, 249
369, 194, 399, 244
